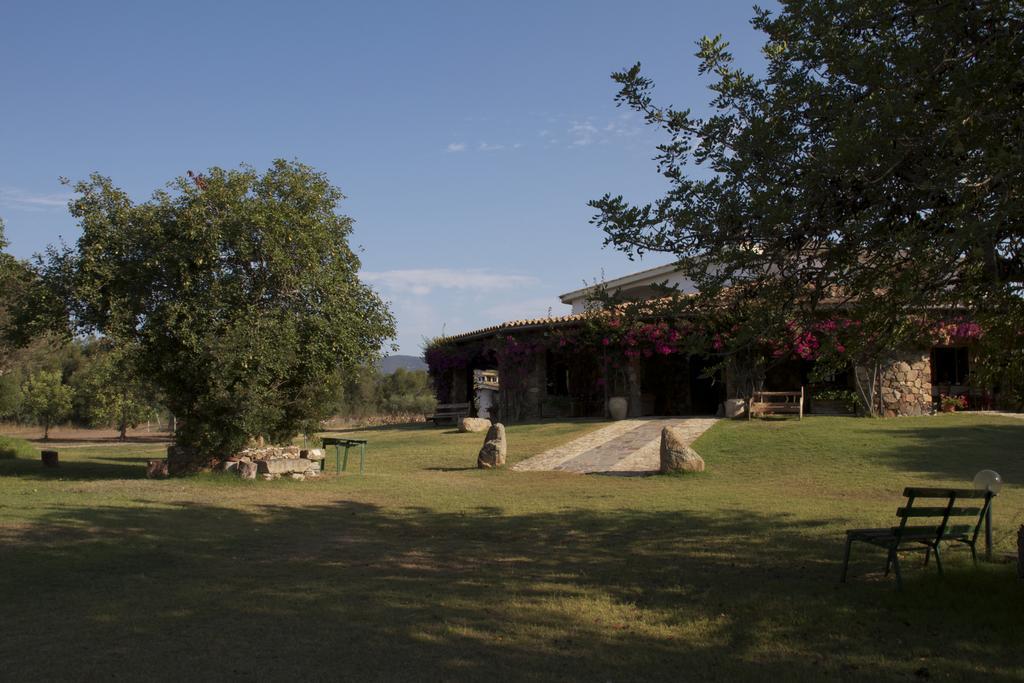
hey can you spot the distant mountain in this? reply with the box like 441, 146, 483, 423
377, 354, 428, 374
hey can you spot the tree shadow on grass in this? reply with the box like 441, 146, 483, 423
0, 455, 147, 480
861, 419, 1024, 483
1, 500, 1020, 681
320, 422, 435, 435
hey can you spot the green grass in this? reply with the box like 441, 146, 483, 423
0, 434, 36, 459
1, 415, 1022, 681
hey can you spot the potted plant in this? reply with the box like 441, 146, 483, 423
939, 394, 968, 413
812, 388, 860, 415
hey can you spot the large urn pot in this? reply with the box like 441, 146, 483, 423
608, 396, 628, 420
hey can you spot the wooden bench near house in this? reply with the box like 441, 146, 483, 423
747, 387, 804, 420
427, 402, 471, 425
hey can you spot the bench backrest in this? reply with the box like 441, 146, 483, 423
433, 403, 470, 414
750, 387, 804, 403
894, 487, 993, 543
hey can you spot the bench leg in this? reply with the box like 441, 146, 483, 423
334, 445, 341, 473
884, 548, 895, 576
923, 547, 930, 566
840, 536, 853, 583
359, 443, 365, 476
892, 551, 903, 591
969, 541, 978, 565
932, 544, 943, 576
342, 445, 350, 473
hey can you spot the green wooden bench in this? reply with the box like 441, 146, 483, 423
320, 437, 368, 476
840, 487, 994, 590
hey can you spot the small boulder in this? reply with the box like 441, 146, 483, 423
659, 426, 705, 474
459, 417, 492, 433
237, 461, 258, 480
477, 423, 507, 469
145, 459, 169, 478
301, 448, 326, 461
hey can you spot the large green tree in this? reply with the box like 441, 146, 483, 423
0, 218, 34, 377
591, 0, 1024, 393
47, 160, 395, 468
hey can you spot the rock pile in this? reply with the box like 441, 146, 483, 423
151, 444, 327, 479
223, 445, 326, 481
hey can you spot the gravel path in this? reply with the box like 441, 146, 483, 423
513, 417, 718, 475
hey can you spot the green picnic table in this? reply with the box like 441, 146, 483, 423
320, 437, 368, 476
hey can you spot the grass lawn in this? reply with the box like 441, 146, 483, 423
1, 415, 1022, 681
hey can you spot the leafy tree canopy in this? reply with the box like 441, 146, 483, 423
21, 370, 72, 440
46, 160, 395, 463
591, 0, 1023, 372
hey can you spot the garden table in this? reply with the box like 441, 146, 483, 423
320, 437, 368, 476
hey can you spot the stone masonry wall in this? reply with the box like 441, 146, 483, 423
856, 350, 932, 417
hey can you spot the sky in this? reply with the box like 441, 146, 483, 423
1, 0, 773, 354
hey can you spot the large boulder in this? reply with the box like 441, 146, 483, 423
459, 417, 491, 433
237, 461, 258, 480
258, 458, 314, 475
659, 426, 705, 474
477, 423, 507, 469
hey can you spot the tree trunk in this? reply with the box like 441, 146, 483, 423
119, 403, 127, 441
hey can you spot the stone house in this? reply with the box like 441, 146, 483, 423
427, 266, 994, 422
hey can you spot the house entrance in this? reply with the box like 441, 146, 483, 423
641, 353, 725, 416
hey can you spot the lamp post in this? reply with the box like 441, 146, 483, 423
973, 469, 1003, 561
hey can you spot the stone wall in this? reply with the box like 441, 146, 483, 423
856, 351, 932, 417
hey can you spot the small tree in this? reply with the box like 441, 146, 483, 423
74, 343, 155, 440
21, 370, 72, 439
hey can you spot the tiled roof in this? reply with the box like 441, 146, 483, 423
439, 311, 589, 343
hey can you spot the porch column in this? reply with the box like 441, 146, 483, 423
626, 357, 643, 418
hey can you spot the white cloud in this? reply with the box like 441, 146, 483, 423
446, 142, 467, 152
0, 187, 73, 211
478, 142, 505, 152
363, 268, 539, 295
569, 120, 599, 146
563, 117, 644, 148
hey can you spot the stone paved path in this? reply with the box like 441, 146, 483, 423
513, 417, 718, 476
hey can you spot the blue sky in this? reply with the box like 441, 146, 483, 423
1, 1, 771, 354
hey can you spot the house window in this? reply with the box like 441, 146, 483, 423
931, 347, 969, 386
